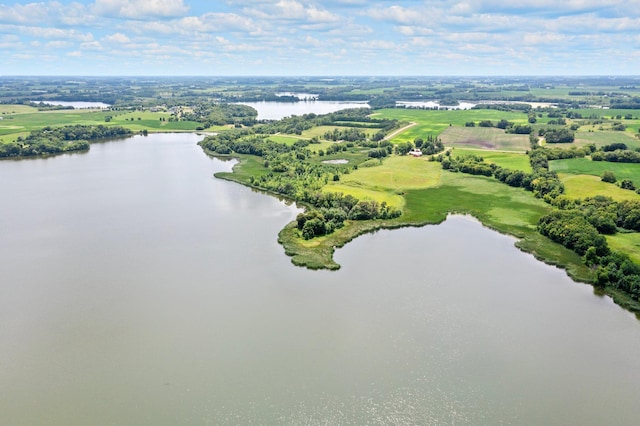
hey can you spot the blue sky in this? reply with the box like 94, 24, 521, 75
1, 0, 638, 76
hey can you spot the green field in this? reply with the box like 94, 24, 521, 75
373, 108, 530, 143
550, 157, 640, 182
607, 233, 640, 264
323, 156, 442, 208
439, 126, 531, 151
300, 125, 377, 139
0, 105, 205, 142
450, 148, 532, 172
573, 130, 640, 150
559, 174, 640, 201
265, 134, 308, 145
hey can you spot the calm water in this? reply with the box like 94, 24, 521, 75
1, 133, 640, 425
238, 101, 369, 120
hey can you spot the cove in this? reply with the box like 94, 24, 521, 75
0, 133, 639, 425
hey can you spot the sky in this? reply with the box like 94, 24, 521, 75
1, 0, 639, 76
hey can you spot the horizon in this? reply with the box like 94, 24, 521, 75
2, 1, 639, 76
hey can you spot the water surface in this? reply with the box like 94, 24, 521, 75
1, 133, 639, 425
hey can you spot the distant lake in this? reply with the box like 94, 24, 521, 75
239, 100, 369, 120
1, 133, 640, 424
31, 100, 111, 109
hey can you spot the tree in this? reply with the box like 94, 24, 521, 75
601, 171, 617, 183
620, 179, 636, 190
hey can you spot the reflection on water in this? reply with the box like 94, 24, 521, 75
0, 133, 639, 425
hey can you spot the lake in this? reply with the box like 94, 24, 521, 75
1, 133, 639, 425
238, 100, 369, 120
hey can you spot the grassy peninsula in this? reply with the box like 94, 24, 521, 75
199, 105, 640, 314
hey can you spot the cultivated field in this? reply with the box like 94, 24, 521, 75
374, 108, 530, 143
439, 127, 530, 151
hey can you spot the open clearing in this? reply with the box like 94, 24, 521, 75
559, 174, 640, 201
322, 156, 441, 208
607, 233, 640, 264
450, 148, 533, 172
550, 157, 640, 183
374, 108, 529, 143
340, 156, 442, 190
573, 130, 640, 150
440, 126, 530, 151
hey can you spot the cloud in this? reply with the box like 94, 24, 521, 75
243, 0, 342, 24
364, 5, 423, 24
103, 33, 131, 44
0, 1, 92, 26
92, 0, 189, 19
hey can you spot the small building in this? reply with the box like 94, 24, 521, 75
408, 148, 423, 157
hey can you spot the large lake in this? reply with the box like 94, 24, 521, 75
1, 133, 640, 425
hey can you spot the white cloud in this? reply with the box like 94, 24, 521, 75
0, 1, 93, 26
353, 40, 400, 50
103, 33, 130, 44
8, 25, 95, 42
80, 41, 103, 50
92, 0, 189, 19
364, 5, 423, 24
243, 0, 341, 23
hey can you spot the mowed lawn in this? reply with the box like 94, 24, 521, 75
451, 148, 533, 172
373, 108, 530, 143
439, 126, 531, 151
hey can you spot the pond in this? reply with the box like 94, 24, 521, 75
0, 133, 639, 425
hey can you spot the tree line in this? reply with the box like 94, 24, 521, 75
0, 124, 132, 158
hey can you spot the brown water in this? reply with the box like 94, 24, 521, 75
1, 133, 639, 425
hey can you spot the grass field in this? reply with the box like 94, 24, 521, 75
300, 125, 377, 139
439, 126, 531, 151
265, 134, 308, 145
559, 174, 640, 201
607, 233, 640, 264
0, 105, 38, 114
573, 130, 640, 150
322, 183, 404, 207
373, 108, 530, 142
322, 156, 441, 208
550, 157, 640, 182
450, 148, 533, 172
0, 105, 207, 142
